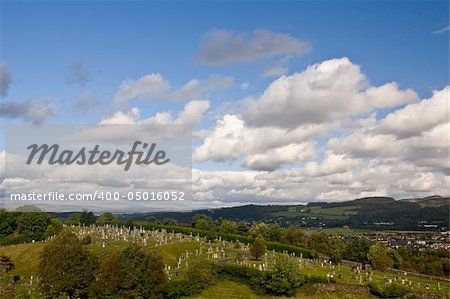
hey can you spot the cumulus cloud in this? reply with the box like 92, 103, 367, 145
0, 99, 55, 124
328, 85, 450, 174
115, 73, 170, 104
0, 63, 12, 97
198, 29, 310, 65
173, 75, 233, 100
73, 92, 101, 113
194, 114, 324, 170
100, 100, 210, 126
378, 87, 449, 137
245, 57, 418, 128
67, 58, 90, 86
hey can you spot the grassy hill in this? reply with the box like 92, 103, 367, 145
1, 226, 448, 299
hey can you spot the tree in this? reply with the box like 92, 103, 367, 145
327, 236, 344, 264
162, 218, 177, 226
39, 231, 98, 299
250, 234, 266, 260
343, 238, 372, 264
17, 212, 50, 241
92, 244, 167, 299
44, 225, 56, 239
66, 211, 96, 226
388, 249, 403, 269
266, 224, 284, 242
219, 220, 238, 234
97, 213, 115, 225
282, 226, 305, 247
266, 255, 304, 295
192, 214, 214, 231
368, 243, 393, 270
0, 210, 17, 238
249, 223, 269, 239
79, 211, 96, 226
50, 218, 63, 234
237, 221, 249, 234
307, 231, 329, 254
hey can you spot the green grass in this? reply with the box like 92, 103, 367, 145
0, 242, 46, 277
1, 229, 448, 299
190, 280, 376, 299
274, 206, 359, 220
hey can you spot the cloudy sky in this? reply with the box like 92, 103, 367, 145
0, 1, 448, 211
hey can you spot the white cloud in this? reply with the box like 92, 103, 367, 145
115, 73, 170, 104
378, 86, 449, 137
100, 107, 140, 125
198, 29, 310, 65
173, 75, 233, 100
194, 114, 324, 170
100, 100, 210, 126
245, 57, 418, 128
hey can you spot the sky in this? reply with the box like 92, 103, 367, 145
0, 1, 449, 212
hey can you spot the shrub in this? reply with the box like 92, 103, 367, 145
166, 261, 217, 299
217, 263, 266, 293
265, 255, 305, 296
368, 282, 409, 298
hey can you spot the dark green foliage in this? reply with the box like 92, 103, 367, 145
307, 231, 329, 254
218, 219, 238, 234
43, 225, 56, 239
192, 214, 214, 230
50, 218, 63, 234
217, 263, 266, 293
92, 244, 167, 299
17, 212, 51, 242
39, 231, 98, 299
398, 248, 450, 277
166, 262, 217, 298
368, 243, 393, 270
0, 210, 18, 238
327, 236, 344, 264
66, 211, 96, 226
79, 211, 96, 226
388, 249, 402, 269
97, 212, 116, 225
265, 255, 305, 296
343, 238, 372, 264
250, 234, 266, 260
368, 282, 409, 298
282, 226, 306, 247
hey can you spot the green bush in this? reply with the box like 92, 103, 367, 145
217, 263, 266, 293
166, 262, 218, 298
368, 282, 409, 298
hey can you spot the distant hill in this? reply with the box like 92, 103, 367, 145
111, 196, 449, 231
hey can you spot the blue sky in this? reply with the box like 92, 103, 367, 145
0, 1, 448, 211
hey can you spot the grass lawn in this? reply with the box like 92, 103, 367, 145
190, 280, 377, 299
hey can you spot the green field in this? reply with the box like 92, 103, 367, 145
274, 206, 359, 220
